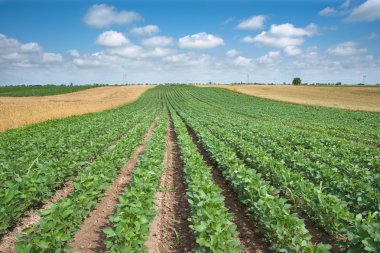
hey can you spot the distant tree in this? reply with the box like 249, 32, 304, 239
336, 82, 342, 85
292, 77, 302, 85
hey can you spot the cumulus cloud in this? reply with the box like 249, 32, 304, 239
20, 42, 42, 53
233, 56, 253, 66
68, 49, 80, 58
284, 46, 302, 56
242, 23, 316, 55
0, 33, 63, 69
96, 30, 129, 47
346, 0, 380, 22
131, 25, 160, 36
179, 32, 224, 49
256, 51, 280, 64
163, 53, 212, 66
42, 53, 63, 63
226, 49, 240, 57
327, 41, 367, 56
141, 36, 173, 47
319, 0, 351, 17
84, 4, 141, 28
236, 15, 266, 30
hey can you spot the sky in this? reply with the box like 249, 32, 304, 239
0, 0, 379, 85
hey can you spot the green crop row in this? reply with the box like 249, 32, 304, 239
15, 110, 158, 253
164, 92, 327, 252
170, 109, 242, 252
104, 113, 168, 252
0, 107, 157, 236
165, 86, 380, 252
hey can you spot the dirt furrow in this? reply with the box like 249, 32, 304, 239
184, 121, 271, 253
68, 118, 158, 253
0, 181, 74, 253
146, 119, 196, 253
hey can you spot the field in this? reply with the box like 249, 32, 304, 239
0, 85, 97, 97
0, 86, 379, 253
0, 85, 154, 132
202, 84, 380, 112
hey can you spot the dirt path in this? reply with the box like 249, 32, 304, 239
146, 119, 197, 253
68, 117, 158, 253
0, 181, 74, 253
200, 85, 380, 112
184, 121, 271, 253
0, 85, 154, 132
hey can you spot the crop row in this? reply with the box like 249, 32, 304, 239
15, 110, 159, 252
103, 113, 167, 252
165, 90, 326, 252
166, 86, 379, 252
170, 108, 242, 252
0, 105, 159, 237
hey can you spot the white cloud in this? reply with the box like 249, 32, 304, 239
319, 7, 338, 16
226, 49, 240, 57
179, 32, 224, 49
242, 23, 316, 55
284, 46, 302, 56
0, 33, 63, 69
319, 0, 351, 17
147, 47, 174, 57
236, 15, 266, 30
108, 45, 144, 58
233, 55, 253, 66
256, 51, 280, 64
269, 23, 317, 37
68, 49, 80, 58
96, 31, 129, 47
346, 0, 380, 22
242, 34, 304, 47
20, 42, 42, 53
327, 41, 367, 56
141, 36, 173, 47
131, 25, 160, 36
42, 53, 63, 63
163, 53, 212, 66
84, 4, 141, 28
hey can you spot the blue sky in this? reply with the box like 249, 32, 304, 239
0, 0, 379, 84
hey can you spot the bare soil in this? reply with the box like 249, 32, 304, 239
201, 85, 380, 112
0, 85, 154, 132
0, 181, 74, 253
146, 119, 197, 253
184, 120, 271, 253
68, 118, 158, 253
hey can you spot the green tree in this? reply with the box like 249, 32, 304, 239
292, 77, 302, 85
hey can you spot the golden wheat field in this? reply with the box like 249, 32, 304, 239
0, 85, 154, 132
202, 85, 380, 112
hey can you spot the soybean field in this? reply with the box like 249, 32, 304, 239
0, 86, 379, 253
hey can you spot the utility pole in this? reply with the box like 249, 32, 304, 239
247, 73, 250, 84
362, 75, 366, 85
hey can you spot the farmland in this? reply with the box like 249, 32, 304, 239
202, 84, 380, 112
0, 85, 379, 252
0, 85, 154, 132
0, 85, 97, 97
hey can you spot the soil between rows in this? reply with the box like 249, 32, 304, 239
68, 117, 159, 253
0, 181, 74, 253
182, 115, 271, 253
146, 119, 197, 252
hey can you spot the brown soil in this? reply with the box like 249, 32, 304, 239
0, 181, 74, 253
146, 119, 197, 253
183, 119, 271, 253
68, 117, 158, 253
200, 85, 380, 112
0, 85, 154, 132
